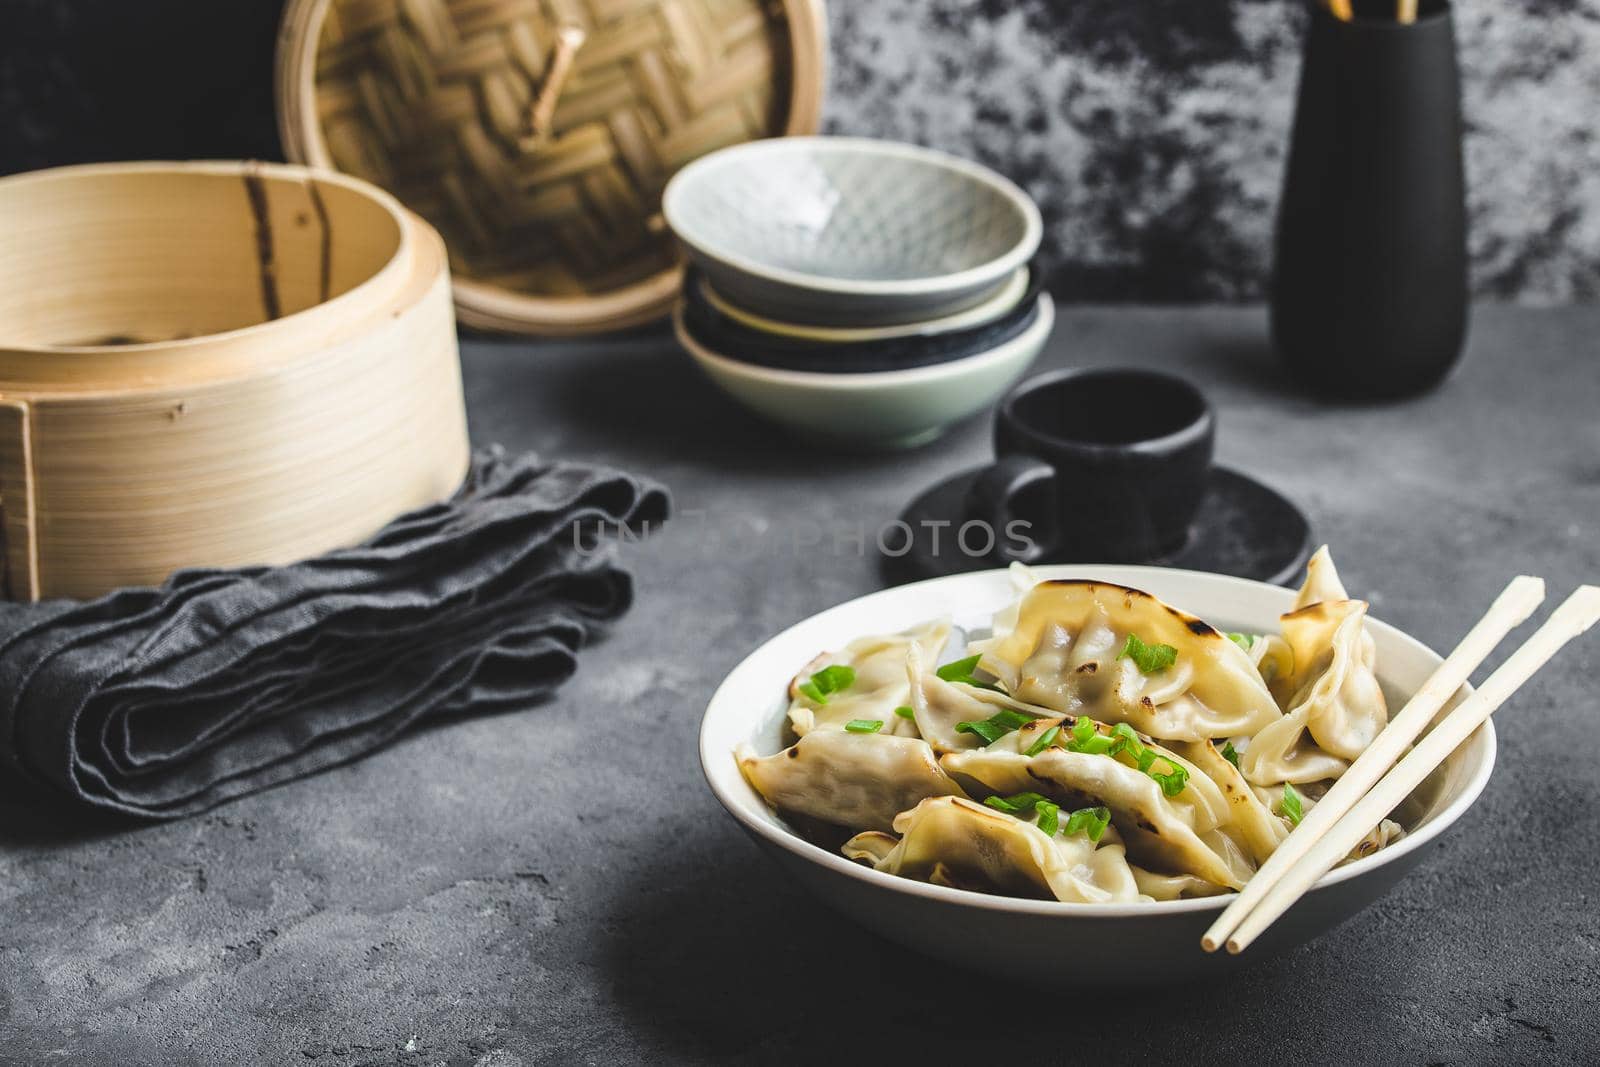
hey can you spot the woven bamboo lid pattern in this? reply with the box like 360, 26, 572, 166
276, 0, 826, 335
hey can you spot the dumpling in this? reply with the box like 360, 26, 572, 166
976, 581, 1283, 742
1245, 633, 1295, 689
1167, 739, 1286, 865
787, 619, 952, 737
904, 642, 1055, 754
1241, 552, 1388, 785
1247, 782, 1406, 864
966, 561, 1044, 660
842, 796, 1148, 904
1131, 868, 1231, 901
736, 731, 965, 833
1293, 545, 1355, 610
941, 718, 1254, 891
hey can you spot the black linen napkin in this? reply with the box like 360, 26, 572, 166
0, 448, 668, 819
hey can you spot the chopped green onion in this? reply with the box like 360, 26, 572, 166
1064, 805, 1112, 842
893, 705, 916, 719
1073, 733, 1119, 755
1070, 717, 1096, 746
1221, 741, 1241, 768
953, 708, 1033, 744
936, 654, 982, 682
1062, 718, 1128, 757
1226, 632, 1257, 651
1024, 725, 1061, 757
1119, 633, 1178, 675
983, 791, 1049, 814
1108, 722, 1145, 761
1062, 716, 1185, 796
936, 653, 1001, 690
1148, 757, 1189, 797
1279, 783, 1304, 826
797, 664, 856, 705
844, 719, 883, 734
1036, 799, 1060, 837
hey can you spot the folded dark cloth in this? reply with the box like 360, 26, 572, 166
0, 448, 668, 819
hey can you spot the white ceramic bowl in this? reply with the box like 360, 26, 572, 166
699, 565, 1494, 984
663, 137, 1042, 327
675, 293, 1051, 449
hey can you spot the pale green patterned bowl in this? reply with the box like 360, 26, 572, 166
663, 137, 1042, 328
673, 293, 1052, 450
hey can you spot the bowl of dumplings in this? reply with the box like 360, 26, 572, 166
700, 549, 1493, 983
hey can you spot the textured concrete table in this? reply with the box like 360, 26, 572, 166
3, 306, 1597, 1065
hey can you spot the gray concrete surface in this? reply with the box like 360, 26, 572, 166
2, 305, 1597, 1064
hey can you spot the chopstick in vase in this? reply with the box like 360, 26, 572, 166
1397, 0, 1419, 24
1328, 0, 1354, 21
1219, 584, 1600, 955
1202, 575, 1545, 953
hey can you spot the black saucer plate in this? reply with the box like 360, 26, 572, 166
882, 465, 1313, 587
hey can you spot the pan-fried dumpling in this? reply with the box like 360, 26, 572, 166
1131, 868, 1231, 901
1240, 549, 1388, 785
737, 731, 965, 833
1280, 546, 1381, 713
941, 718, 1254, 890
842, 796, 1148, 904
904, 643, 1055, 754
1246, 782, 1407, 863
1242, 603, 1387, 784
967, 561, 1044, 660
976, 581, 1282, 742
1294, 545, 1354, 610
1167, 739, 1287, 865
787, 619, 952, 737
1245, 633, 1295, 689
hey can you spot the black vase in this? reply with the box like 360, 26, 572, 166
1271, 1, 1468, 400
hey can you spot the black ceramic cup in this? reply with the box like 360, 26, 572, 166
1272, 0, 1467, 399
965, 368, 1215, 564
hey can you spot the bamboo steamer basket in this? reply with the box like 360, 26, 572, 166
276, 0, 827, 336
0, 160, 470, 602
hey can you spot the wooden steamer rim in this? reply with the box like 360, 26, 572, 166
275, 0, 828, 336
0, 161, 420, 392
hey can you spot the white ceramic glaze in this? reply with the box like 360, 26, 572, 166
663, 137, 1042, 327
675, 293, 1052, 449
699, 564, 1494, 984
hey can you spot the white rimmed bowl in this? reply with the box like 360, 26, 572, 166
674, 293, 1051, 449
663, 137, 1042, 327
699, 565, 1493, 984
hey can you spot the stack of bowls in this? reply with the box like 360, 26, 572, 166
663, 138, 1049, 449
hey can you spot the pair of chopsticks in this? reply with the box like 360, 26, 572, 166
1204, 576, 1600, 954
1326, 0, 1418, 24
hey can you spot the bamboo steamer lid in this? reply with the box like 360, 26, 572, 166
276, 0, 827, 335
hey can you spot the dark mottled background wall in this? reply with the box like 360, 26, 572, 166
2, 0, 1596, 301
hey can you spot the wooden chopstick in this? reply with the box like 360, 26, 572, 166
1397, 0, 1419, 23
1201, 575, 1546, 953
1221, 585, 1600, 954
1329, 0, 1354, 21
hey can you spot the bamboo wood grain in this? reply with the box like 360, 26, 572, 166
1201, 574, 1546, 953
275, 0, 827, 336
1224, 584, 1600, 954
0, 161, 469, 601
